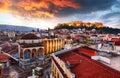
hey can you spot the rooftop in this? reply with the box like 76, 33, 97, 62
89, 43, 120, 70
0, 53, 10, 59
21, 33, 39, 40
55, 48, 120, 78
0, 53, 10, 63
98, 52, 120, 71
77, 46, 97, 56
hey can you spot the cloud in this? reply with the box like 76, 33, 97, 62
56, 0, 117, 17
0, 0, 120, 29
0, 0, 117, 18
0, 0, 10, 12
0, 0, 80, 18
101, 12, 120, 19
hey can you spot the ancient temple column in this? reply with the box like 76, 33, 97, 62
49, 40, 52, 53
55, 39, 57, 51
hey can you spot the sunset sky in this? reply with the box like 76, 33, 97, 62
0, 0, 120, 29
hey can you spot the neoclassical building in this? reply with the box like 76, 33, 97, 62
17, 33, 65, 69
17, 33, 44, 69
17, 33, 44, 60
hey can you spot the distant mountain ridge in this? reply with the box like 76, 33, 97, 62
0, 24, 37, 31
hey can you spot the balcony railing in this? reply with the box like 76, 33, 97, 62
20, 57, 45, 65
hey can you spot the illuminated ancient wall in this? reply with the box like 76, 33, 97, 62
44, 39, 65, 55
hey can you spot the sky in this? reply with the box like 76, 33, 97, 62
0, 0, 120, 29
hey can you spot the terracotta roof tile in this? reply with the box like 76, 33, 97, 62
0, 53, 10, 59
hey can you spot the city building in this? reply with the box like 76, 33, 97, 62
0, 42, 18, 67
0, 52, 10, 69
16, 33, 65, 69
7, 31, 16, 38
0, 52, 10, 77
17, 33, 45, 69
51, 47, 120, 78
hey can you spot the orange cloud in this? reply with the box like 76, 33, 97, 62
0, 1, 8, 12
0, 0, 80, 18
51, 0, 79, 9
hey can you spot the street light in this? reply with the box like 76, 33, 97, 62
32, 69, 35, 76
0, 63, 2, 77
